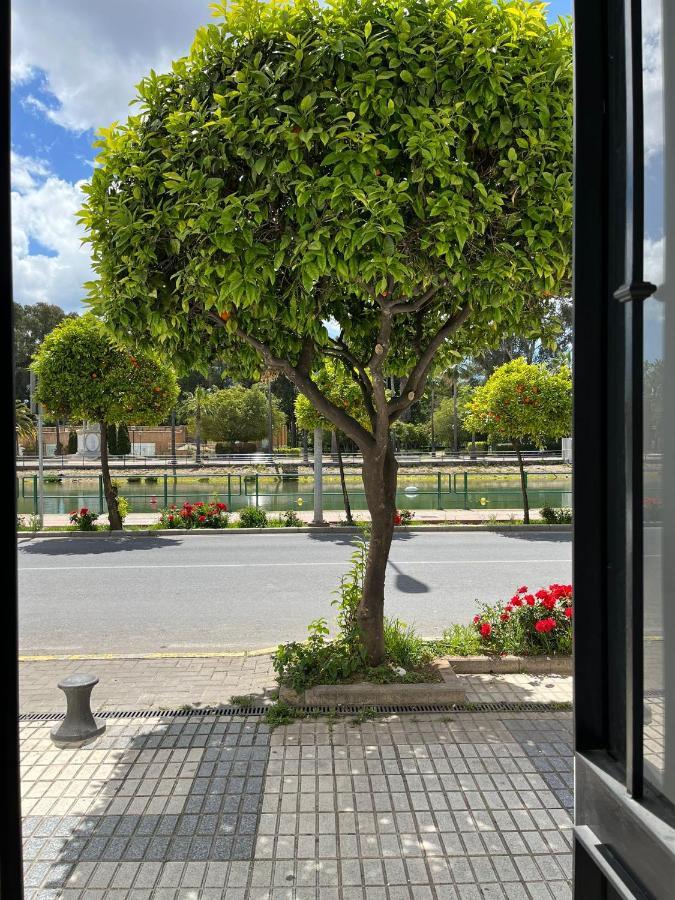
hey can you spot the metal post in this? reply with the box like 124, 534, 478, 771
255, 473, 259, 507
313, 427, 324, 525
30, 371, 44, 527
464, 471, 469, 510
430, 382, 436, 456
267, 380, 274, 455
437, 472, 442, 509
163, 473, 168, 509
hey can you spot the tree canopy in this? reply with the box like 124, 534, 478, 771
82, 0, 572, 424
31, 315, 179, 426
197, 384, 284, 443
464, 357, 572, 447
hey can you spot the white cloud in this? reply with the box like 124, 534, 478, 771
642, 0, 664, 159
11, 152, 92, 312
11, 0, 214, 133
644, 235, 665, 288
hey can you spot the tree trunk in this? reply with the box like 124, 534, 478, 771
514, 440, 530, 524
195, 400, 202, 465
357, 442, 399, 665
55, 420, 61, 457
100, 421, 123, 531
452, 380, 459, 453
330, 429, 338, 462
336, 432, 353, 525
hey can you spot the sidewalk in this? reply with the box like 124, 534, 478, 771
21, 508, 550, 529
19, 655, 572, 713
21, 710, 572, 899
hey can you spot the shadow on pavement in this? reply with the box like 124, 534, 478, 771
305, 529, 416, 547
497, 530, 572, 544
17, 536, 185, 557
387, 561, 430, 594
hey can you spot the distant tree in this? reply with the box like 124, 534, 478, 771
117, 424, 131, 455
465, 358, 572, 522
13, 302, 73, 402
67, 430, 78, 454
179, 386, 213, 462
31, 315, 178, 529
106, 423, 119, 456
15, 399, 35, 454
434, 384, 474, 448
198, 385, 284, 446
391, 421, 430, 450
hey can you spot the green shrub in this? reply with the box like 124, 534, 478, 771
540, 505, 572, 525
67, 431, 78, 454
127, 476, 141, 483
238, 506, 268, 528
160, 500, 229, 528
145, 476, 158, 484
43, 475, 62, 484
472, 583, 573, 656
282, 509, 303, 527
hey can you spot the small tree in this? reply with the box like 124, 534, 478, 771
464, 359, 571, 523
106, 423, 118, 456
179, 386, 211, 463
31, 315, 178, 529
67, 430, 78, 454
82, 0, 572, 663
117, 424, 131, 455
196, 385, 284, 445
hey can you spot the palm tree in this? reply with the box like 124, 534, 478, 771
179, 386, 211, 464
15, 400, 35, 454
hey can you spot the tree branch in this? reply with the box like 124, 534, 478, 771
388, 304, 471, 422
206, 312, 374, 449
387, 281, 447, 315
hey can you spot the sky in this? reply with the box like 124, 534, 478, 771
11, 1, 573, 314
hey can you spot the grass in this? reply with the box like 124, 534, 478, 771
229, 694, 254, 707
429, 624, 482, 657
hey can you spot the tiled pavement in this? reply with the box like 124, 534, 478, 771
21, 711, 573, 899
19, 656, 573, 713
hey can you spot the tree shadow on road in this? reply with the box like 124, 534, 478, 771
17, 536, 185, 557
494, 530, 572, 545
387, 561, 430, 594
305, 529, 416, 547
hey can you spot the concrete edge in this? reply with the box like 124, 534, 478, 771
446, 654, 573, 675
17, 524, 572, 540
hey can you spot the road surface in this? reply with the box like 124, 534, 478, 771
18, 531, 571, 655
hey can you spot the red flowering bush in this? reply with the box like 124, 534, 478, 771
160, 500, 229, 529
69, 507, 99, 531
471, 583, 573, 655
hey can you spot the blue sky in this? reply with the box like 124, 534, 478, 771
11, 0, 572, 312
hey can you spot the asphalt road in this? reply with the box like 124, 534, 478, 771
18, 531, 572, 655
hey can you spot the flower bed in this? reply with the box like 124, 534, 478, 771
472, 582, 573, 656
69, 507, 99, 531
160, 500, 229, 529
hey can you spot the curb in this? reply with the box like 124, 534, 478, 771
17, 524, 572, 539
19, 648, 277, 662
447, 654, 573, 675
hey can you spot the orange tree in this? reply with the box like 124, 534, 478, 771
464, 358, 572, 523
80, 0, 572, 663
31, 315, 178, 529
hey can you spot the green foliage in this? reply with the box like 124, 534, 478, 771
67, 431, 78, 454
282, 509, 303, 527
432, 624, 482, 657
540, 505, 572, 525
15, 400, 35, 442
69, 507, 99, 531
398, 508, 415, 526
161, 500, 230, 528
295, 361, 370, 432
465, 358, 572, 447
82, 0, 572, 381
229, 694, 254, 707
391, 421, 430, 449
198, 385, 284, 443
117, 424, 131, 455
116, 496, 131, 522
30, 315, 179, 427
238, 505, 269, 527
383, 618, 434, 669
106, 423, 118, 455
433, 385, 474, 446
14, 301, 71, 403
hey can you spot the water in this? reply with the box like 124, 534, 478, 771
17, 471, 572, 515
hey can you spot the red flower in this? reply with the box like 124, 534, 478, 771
80, 507, 88, 516
510, 596, 523, 607
217, 502, 227, 511
198, 515, 206, 522
473, 615, 480, 624
517, 586, 528, 594
564, 607, 573, 618
393, 513, 402, 526
69, 510, 77, 516
535, 589, 549, 600
168, 515, 174, 522
524, 594, 536, 606
535, 617, 556, 633
500, 612, 510, 622
480, 622, 492, 637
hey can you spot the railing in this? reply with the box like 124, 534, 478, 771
16, 447, 564, 469
17, 470, 573, 517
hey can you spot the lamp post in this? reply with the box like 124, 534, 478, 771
29, 370, 44, 528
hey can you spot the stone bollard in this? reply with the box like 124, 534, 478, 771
50, 674, 106, 748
